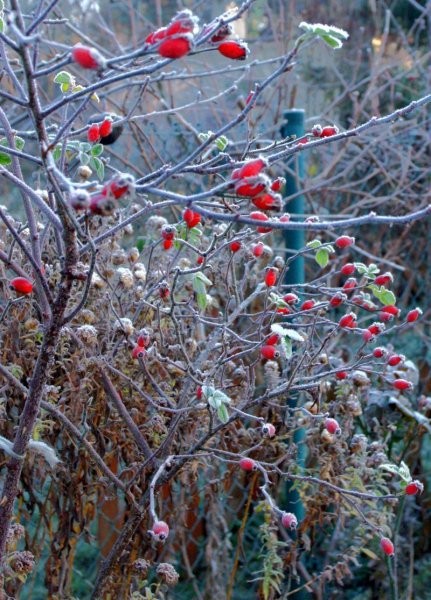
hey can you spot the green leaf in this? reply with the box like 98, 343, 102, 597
217, 404, 229, 424
215, 135, 229, 151
52, 144, 62, 161
320, 34, 343, 49
315, 248, 329, 268
268, 292, 288, 308
368, 284, 396, 306
79, 152, 90, 166
136, 238, 146, 252
271, 324, 305, 342
280, 337, 292, 359
299, 22, 349, 44
0, 152, 11, 166
196, 293, 208, 311
90, 156, 104, 180
194, 271, 212, 287
0, 17, 4, 34
306, 239, 321, 249
53, 70, 75, 85
79, 142, 92, 153
91, 143, 104, 157
14, 136, 25, 151
60, 83, 70, 93
398, 461, 412, 483
213, 390, 231, 405
378, 463, 401, 477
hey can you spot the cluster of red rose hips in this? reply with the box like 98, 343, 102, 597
71, 10, 250, 67
87, 116, 114, 144
68, 172, 135, 216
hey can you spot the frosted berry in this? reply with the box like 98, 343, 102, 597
236, 157, 267, 179
163, 239, 173, 250
98, 117, 113, 138
251, 242, 265, 257
161, 224, 176, 241
145, 28, 168, 44
343, 277, 357, 292
266, 333, 279, 346
374, 272, 393, 287
218, 40, 249, 60
380, 537, 395, 557
339, 312, 357, 329
281, 512, 298, 530
380, 305, 400, 317
301, 299, 316, 311
393, 379, 413, 391
230, 241, 242, 253
373, 347, 387, 358
151, 520, 170, 542
387, 354, 405, 367
264, 267, 278, 287
270, 177, 286, 192
406, 307, 422, 323
157, 35, 193, 59
329, 292, 347, 308
335, 235, 355, 249
325, 418, 341, 435
335, 371, 348, 380
235, 176, 268, 198
252, 192, 281, 211
183, 208, 201, 228
341, 263, 355, 276
87, 123, 101, 143
405, 480, 424, 496
283, 293, 299, 305
320, 125, 339, 137
71, 44, 106, 70
261, 345, 280, 360
249, 211, 272, 233
10, 277, 33, 295
137, 329, 151, 348
239, 457, 257, 471
132, 345, 146, 360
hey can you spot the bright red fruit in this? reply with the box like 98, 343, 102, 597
10, 277, 33, 295
281, 512, 298, 530
373, 347, 387, 358
341, 263, 355, 276
301, 299, 316, 311
270, 177, 285, 192
335, 235, 355, 249
250, 211, 272, 233
157, 35, 192, 59
362, 329, 374, 343
132, 345, 146, 360
380, 305, 400, 317
335, 371, 348, 380
320, 125, 339, 137
266, 333, 279, 346
161, 224, 176, 240
183, 208, 201, 228
343, 277, 357, 292
163, 239, 173, 250
210, 24, 233, 44
329, 292, 347, 308
71, 44, 106, 70
236, 157, 267, 179
325, 417, 341, 435
406, 307, 422, 323
151, 520, 169, 542
98, 117, 113, 138
145, 28, 168, 44
264, 267, 278, 287
252, 192, 281, 210
339, 313, 357, 328
374, 272, 393, 286
283, 293, 299, 305
251, 242, 264, 257
218, 40, 249, 60
230, 241, 241, 253
380, 537, 395, 557
235, 177, 268, 198
387, 354, 405, 367
239, 457, 257, 471
261, 345, 280, 360
405, 480, 424, 495
137, 329, 151, 348
87, 123, 100, 143
101, 173, 135, 200
393, 379, 413, 391
367, 322, 385, 336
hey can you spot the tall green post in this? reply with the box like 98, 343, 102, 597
280, 110, 308, 598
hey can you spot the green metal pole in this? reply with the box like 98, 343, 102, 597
280, 110, 309, 599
